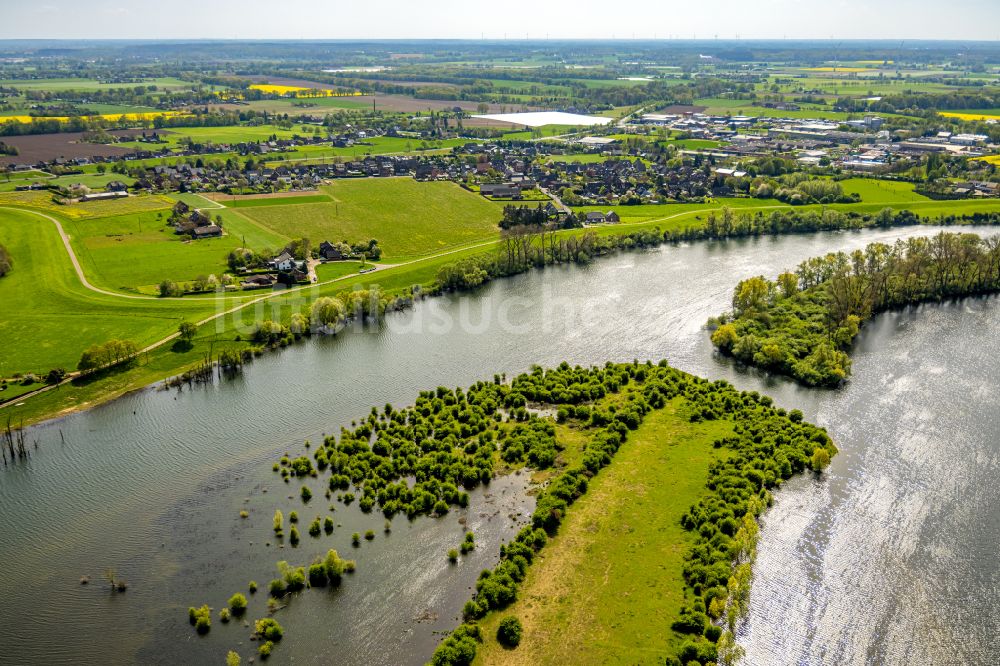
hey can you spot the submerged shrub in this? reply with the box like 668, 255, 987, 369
188, 604, 211, 634
228, 593, 247, 616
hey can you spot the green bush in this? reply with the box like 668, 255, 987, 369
496, 616, 523, 648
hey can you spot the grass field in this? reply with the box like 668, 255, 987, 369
155, 125, 304, 145
694, 98, 851, 120
0, 169, 51, 183
314, 261, 371, 281
0, 208, 216, 374
0, 379, 46, 404
662, 138, 725, 150
239, 178, 505, 259
474, 398, 733, 665
63, 205, 287, 293
223, 194, 333, 208
500, 125, 586, 140
0, 173, 137, 194
212, 97, 373, 115
838, 178, 930, 203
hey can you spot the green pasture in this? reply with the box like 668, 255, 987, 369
838, 178, 930, 203
224, 194, 333, 208
694, 98, 851, 120
238, 178, 504, 259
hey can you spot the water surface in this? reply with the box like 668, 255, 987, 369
2, 225, 997, 665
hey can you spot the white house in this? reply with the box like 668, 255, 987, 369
271, 251, 298, 272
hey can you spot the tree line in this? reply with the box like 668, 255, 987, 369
710, 232, 1000, 386
434, 208, 1000, 297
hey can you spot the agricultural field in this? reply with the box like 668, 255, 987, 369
497, 125, 589, 141
0, 207, 216, 375
661, 138, 725, 150
0, 191, 175, 219
0, 111, 188, 125
132, 124, 306, 147
0, 77, 195, 92
0, 130, 141, 165
222, 194, 333, 208
238, 178, 505, 259
0, 172, 138, 194
473, 399, 733, 665
209, 96, 372, 115
940, 111, 1000, 122
694, 98, 851, 120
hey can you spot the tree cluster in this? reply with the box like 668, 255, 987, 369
711, 232, 1000, 386
78, 339, 139, 374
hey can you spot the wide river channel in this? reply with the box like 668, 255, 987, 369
1, 225, 998, 665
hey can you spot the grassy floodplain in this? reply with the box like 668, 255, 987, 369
62, 205, 287, 293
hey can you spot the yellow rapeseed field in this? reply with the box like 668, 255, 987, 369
0, 111, 187, 125
941, 112, 1000, 122
247, 84, 364, 98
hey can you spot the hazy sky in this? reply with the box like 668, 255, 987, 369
1, 0, 999, 41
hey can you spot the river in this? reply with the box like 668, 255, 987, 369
1, 225, 997, 665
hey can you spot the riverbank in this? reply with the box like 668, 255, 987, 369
6, 203, 1000, 430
